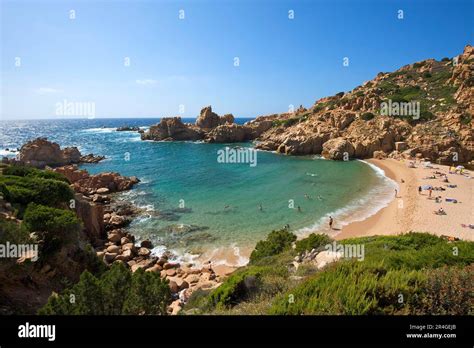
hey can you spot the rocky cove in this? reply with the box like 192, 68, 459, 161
1, 138, 223, 315
1, 45, 472, 316
139, 45, 473, 166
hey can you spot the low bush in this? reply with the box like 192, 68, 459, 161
0, 218, 30, 245
24, 203, 79, 234
208, 267, 263, 309
295, 233, 332, 254
249, 230, 296, 264
39, 263, 171, 315
269, 262, 426, 315
417, 265, 473, 315
3, 166, 69, 182
361, 112, 375, 121
0, 175, 73, 210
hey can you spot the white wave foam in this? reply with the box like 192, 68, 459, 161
295, 160, 398, 237
0, 149, 18, 156
82, 127, 115, 133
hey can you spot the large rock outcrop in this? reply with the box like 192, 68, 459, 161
142, 107, 249, 143
206, 124, 251, 143
54, 165, 140, 195
74, 193, 105, 243
254, 45, 474, 163
18, 138, 104, 168
141, 117, 204, 141
195, 106, 234, 129
322, 138, 355, 160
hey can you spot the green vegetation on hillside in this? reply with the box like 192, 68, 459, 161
39, 263, 171, 315
0, 173, 73, 217
185, 232, 473, 315
249, 229, 296, 264
2, 166, 69, 182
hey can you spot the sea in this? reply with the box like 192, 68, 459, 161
0, 118, 397, 266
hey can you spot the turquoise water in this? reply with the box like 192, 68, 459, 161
0, 119, 395, 265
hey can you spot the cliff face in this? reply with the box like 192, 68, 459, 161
254, 45, 473, 163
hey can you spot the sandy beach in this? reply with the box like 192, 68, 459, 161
206, 157, 474, 275
337, 158, 474, 241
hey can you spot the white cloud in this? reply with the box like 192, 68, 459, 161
135, 79, 157, 85
36, 87, 62, 95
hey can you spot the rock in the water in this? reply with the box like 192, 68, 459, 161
141, 117, 204, 141
19, 138, 104, 168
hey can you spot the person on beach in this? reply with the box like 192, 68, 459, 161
418, 186, 422, 194
429, 188, 432, 198
297, 205, 302, 212
304, 193, 310, 199
258, 204, 263, 211
395, 189, 398, 198
329, 216, 333, 229
401, 179, 405, 183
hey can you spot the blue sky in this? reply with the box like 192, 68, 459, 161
1, 0, 472, 119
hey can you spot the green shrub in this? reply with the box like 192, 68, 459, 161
417, 265, 473, 315
441, 57, 450, 62
208, 267, 263, 308
0, 218, 30, 245
0, 175, 73, 210
3, 166, 69, 182
24, 203, 79, 235
123, 268, 171, 315
39, 263, 171, 315
361, 112, 375, 121
269, 262, 426, 315
423, 72, 432, 78
460, 113, 472, 125
295, 233, 332, 254
249, 230, 296, 264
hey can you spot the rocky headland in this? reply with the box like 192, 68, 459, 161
3, 137, 106, 168
1, 138, 224, 315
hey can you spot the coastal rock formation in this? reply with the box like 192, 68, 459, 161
142, 107, 250, 143
206, 124, 251, 143
54, 165, 139, 195
141, 117, 204, 141
116, 126, 140, 132
80, 153, 106, 163
254, 45, 474, 164
195, 106, 234, 129
322, 138, 355, 160
74, 193, 105, 243
18, 138, 104, 168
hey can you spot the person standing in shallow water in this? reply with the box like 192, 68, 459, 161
329, 216, 333, 230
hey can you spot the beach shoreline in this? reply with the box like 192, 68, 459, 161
336, 158, 474, 241
199, 157, 474, 274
